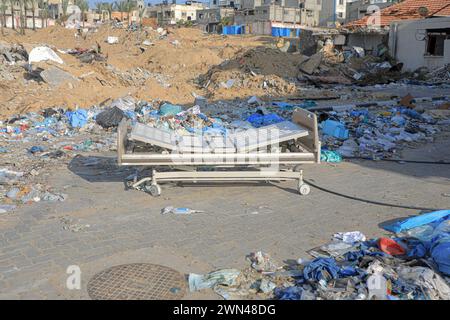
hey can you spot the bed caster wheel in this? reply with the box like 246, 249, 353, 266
298, 183, 310, 196
147, 184, 161, 197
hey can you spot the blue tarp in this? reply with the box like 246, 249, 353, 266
246, 113, 284, 128
65, 109, 88, 128
222, 25, 245, 35
383, 210, 450, 233
383, 210, 450, 276
271, 27, 300, 37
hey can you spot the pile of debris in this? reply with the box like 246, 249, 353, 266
197, 47, 300, 97
317, 96, 450, 159
0, 41, 28, 81
188, 210, 450, 300
296, 43, 405, 86
426, 64, 450, 84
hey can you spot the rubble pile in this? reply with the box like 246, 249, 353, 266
0, 41, 28, 81
189, 210, 450, 300
198, 47, 300, 98
426, 64, 450, 84
318, 99, 450, 159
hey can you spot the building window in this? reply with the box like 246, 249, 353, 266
337, 12, 343, 18
426, 29, 450, 57
339, 0, 344, 5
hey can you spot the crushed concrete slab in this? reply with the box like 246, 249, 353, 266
40, 67, 78, 87
300, 52, 323, 75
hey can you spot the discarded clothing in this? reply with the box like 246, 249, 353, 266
321, 150, 342, 163
188, 269, 241, 292
249, 251, 278, 272
246, 113, 284, 128
66, 109, 88, 128
397, 266, 450, 300
303, 258, 339, 282
333, 231, 367, 244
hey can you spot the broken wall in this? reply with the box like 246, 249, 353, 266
389, 17, 450, 72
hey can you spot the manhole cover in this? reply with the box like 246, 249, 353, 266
87, 263, 186, 300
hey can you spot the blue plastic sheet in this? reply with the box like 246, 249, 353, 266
65, 109, 88, 128
321, 120, 349, 140
383, 210, 450, 276
159, 103, 182, 116
246, 113, 284, 128
383, 210, 450, 233
320, 150, 342, 163
303, 258, 340, 282
274, 286, 303, 300
271, 100, 317, 110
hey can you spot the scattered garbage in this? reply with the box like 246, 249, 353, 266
188, 269, 241, 292
106, 36, 119, 44
161, 207, 204, 215
95, 107, 125, 128
188, 209, 450, 300
66, 109, 88, 128
28, 46, 64, 65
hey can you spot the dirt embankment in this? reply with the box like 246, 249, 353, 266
1, 25, 301, 118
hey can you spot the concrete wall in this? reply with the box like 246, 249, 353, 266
347, 33, 385, 52
389, 17, 450, 71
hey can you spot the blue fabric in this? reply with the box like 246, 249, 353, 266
303, 258, 340, 282
339, 266, 358, 277
382, 210, 450, 233
320, 150, 342, 163
271, 100, 316, 110
406, 241, 427, 258
246, 113, 284, 128
66, 109, 88, 128
344, 250, 386, 262
431, 241, 450, 275
274, 286, 303, 300
159, 103, 182, 116
321, 120, 349, 140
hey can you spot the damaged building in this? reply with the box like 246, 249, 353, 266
343, 0, 450, 70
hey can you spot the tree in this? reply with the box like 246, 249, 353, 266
103, 2, 113, 21
138, 6, 144, 28
18, 0, 25, 34
28, 0, 36, 30
75, 0, 88, 27
125, 0, 135, 26
61, 0, 69, 21
9, 0, 15, 29
114, 1, 126, 22
95, 1, 102, 14
0, 0, 7, 35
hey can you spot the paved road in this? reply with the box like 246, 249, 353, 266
0, 134, 449, 299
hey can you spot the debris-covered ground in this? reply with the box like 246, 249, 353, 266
0, 24, 449, 300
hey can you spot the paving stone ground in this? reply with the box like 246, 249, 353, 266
0, 133, 449, 300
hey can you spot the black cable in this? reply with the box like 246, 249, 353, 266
344, 157, 450, 165
304, 179, 445, 211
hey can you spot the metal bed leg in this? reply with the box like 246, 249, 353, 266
297, 170, 311, 195
131, 169, 162, 197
